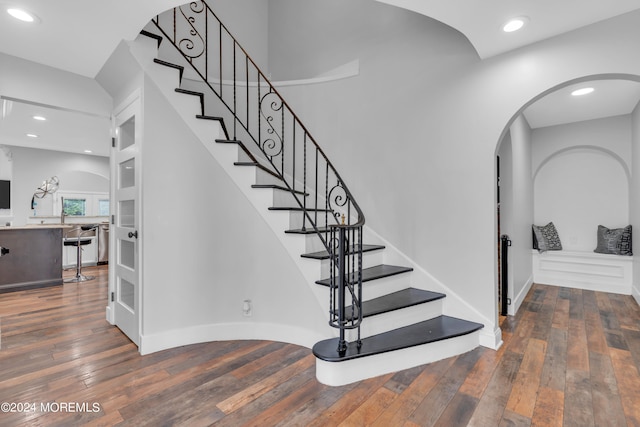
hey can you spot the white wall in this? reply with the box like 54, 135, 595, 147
265, 1, 640, 336
532, 116, 631, 252
210, 0, 270, 72
497, 131, 514, 303
631, 102, 640, 303
0, 52, 111, 116
5, 147, 108, 226
139, 74, 328, 348
502, 116, 534, 314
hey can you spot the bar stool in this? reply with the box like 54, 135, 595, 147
63, 225, 97, 283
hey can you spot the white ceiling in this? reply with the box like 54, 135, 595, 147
1, 0, 640, 157
523, 80, 640, 130
376, 0, 640, 60
1, 96, 111, 156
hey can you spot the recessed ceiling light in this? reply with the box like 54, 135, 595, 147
7, 8, 36, 23
503, 17, 528, 33
84, 150, 93, 154
571, 87, 595, 96
32, 115, 46, 121
26, 133, 38, 138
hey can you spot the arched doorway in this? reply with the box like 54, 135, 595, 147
496, 76, 640, 320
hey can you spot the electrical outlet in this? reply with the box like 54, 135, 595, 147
242, 299, 252, 317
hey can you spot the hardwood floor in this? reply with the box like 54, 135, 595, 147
1, 265, 640, 426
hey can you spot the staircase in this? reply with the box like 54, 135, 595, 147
137, 1, 483, 386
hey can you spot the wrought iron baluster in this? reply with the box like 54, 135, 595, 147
218, 22, 222, 96
303, 134, 307, 230
246, 56, 249, 132
337, 225, 347, 356
204, 7, 208, 82
233, 41, 236, 140
281, 103, 285, 176
292, 122, 296, 194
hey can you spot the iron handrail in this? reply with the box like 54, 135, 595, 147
152, 1, 364, 353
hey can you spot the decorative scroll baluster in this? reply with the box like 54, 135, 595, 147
152, 0, 365, 351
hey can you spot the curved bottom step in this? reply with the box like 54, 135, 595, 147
313, 315, 483, 386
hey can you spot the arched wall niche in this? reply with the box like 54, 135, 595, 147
533, 146, 629, 252
533, 145, 630, 181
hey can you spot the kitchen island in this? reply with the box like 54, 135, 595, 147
0, 225, 69, 293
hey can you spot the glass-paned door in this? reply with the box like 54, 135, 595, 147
110, 96, 141, 345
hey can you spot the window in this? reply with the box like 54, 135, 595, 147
63, 198, 86, 216
98, 199, 110, 216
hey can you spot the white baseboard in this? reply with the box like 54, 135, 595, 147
510, 276, 533, 316
139, 322, 328, 356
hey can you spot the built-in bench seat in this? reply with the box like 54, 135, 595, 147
532, 249, 633, 295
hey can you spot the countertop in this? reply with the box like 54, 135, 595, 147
0, 224, 73, 231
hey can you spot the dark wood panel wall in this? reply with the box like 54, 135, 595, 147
0, 227, 63, 292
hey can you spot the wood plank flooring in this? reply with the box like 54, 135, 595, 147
1, 265, 640, 426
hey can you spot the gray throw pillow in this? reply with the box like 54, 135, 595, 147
594, 225, 632, 256
532, 222, 562, 252
532, 225, 548, 252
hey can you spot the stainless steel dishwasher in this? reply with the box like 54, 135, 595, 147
98, 223, 109, 264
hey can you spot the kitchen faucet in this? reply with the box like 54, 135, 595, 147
60, 196, 66, 224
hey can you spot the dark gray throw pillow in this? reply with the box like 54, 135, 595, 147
532, 222, 562, 252
532, 225, 547, 252
594, 225, 632, 256
619, 225, 632, 255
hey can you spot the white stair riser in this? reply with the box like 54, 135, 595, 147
322, 273, 412, 306
288, 209, 335, 230
273, 190, 303, 208
360, 274, 413, 300
304, 232, 329, 253
255, 168, 283, 186
345, 299, 444, 341
315, 331, 481, 386
318, 250, 384, 278
237, 146, 253, 163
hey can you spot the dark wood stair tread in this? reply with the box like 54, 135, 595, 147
251, 184, 308, 196
153, 58, 182, 71
312, 315, 483, 362
195, 116, 229, 140
268, 206, 332, 213
152, 58, 184, 83
216, 138, 267, 165
285, 227, 330, 235
141, 31, 163, 47
175, 88, 203, 97
342, 287, 445, 320
233, 162, 281, 179
302, 244, 385, 260
315, 264, 413, 287
196, 114, 224, 121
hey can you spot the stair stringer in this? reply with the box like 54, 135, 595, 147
361, 226, 502, 350
127, 34, 339, 341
